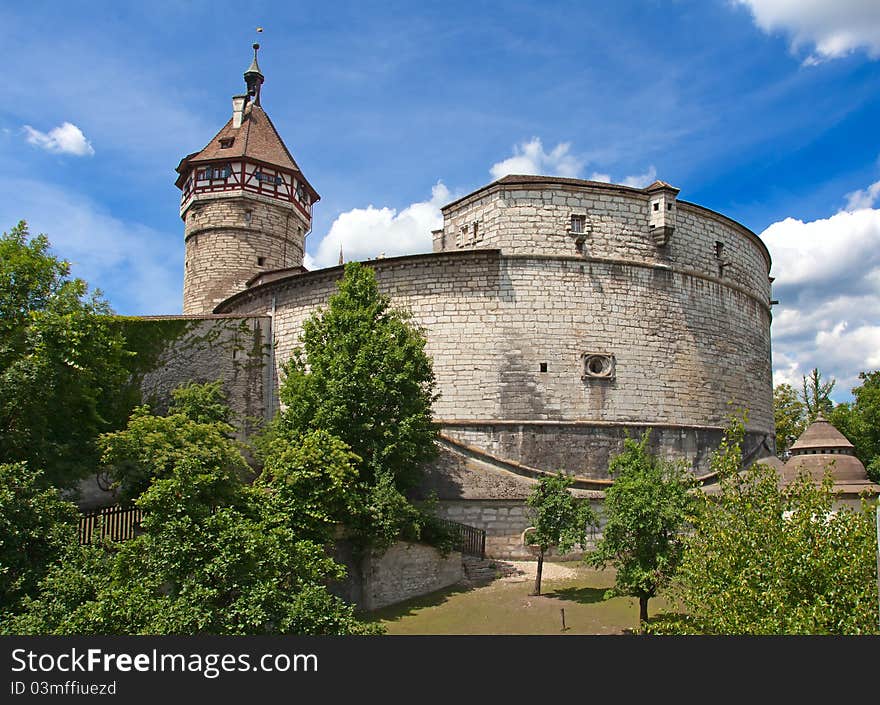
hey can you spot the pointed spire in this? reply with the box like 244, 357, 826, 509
244, 43, 265, 106
338, 245, 344, 266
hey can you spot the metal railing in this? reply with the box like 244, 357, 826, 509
79, 505, 143, 545
436, 518, 486, 559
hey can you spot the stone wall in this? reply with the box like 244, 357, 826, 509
437, 178, 771, 298
218, 243, 774, 476
332, 541, 463, 611
183, 192, 308, 314
135, 315, 273, 437
436, 499, 602, 560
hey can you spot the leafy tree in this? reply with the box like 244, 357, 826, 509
258, 429, 361, 543
99, 382, 251, 501
0, 222, 129, 488
0, 463, 79, 612
277, 261, 438, 493
773, 383, 806, 458
667, 419, 879, 634
585, 432, 694, 628
830, 370, 880, 482
801, 367, 835, 421
5, 456, 379, 635
168, 379, 231, 425
525, 472, 596, 596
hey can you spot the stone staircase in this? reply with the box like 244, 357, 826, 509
462, 555, 498, 584
461, 556, 522, 584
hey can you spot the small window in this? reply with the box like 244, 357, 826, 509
715, 241, 724, 258
539, 362, 548, 373
257, 256, 265, 267
570, 214, 586, 234
458, 225, 468, 247
219, 137, 234, 149
472, 221, 480, 242
653, 202, 660, 212
667, 202, 673, 211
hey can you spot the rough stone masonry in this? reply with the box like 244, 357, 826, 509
138, 55, 777, 559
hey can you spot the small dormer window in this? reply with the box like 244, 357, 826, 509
219, 137, 235, 149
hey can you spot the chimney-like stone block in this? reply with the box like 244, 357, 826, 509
232, 95, 247, 129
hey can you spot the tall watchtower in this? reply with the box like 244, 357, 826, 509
175, 44, 319, 314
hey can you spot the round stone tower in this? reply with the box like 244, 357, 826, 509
175, 44, 320, 314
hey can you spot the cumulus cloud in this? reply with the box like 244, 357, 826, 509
490, 137, 658, 189
620, 166, 658, 189
309, 182, 450, 270
0, 178, 180, 315
845, 179, 880, 210
734, 0, 880, 64
490, 138, 584, 180
23, 122, 95, 156
764, 179, 880, 398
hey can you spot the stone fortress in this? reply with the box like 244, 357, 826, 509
142, 46, 780, 558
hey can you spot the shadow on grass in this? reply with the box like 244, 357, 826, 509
543, 586, 608, 604
361, 582, 478, 624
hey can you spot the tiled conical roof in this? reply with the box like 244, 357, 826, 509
176, 103, 300, 175
781, 413, 877, 493
789, 413, 854, 452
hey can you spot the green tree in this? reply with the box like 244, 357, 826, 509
277, 261, 438, 493
0, 222, 129, 488
5, 456, 379, 635
773, 383, 806, 458
99, 382, 251, 502
0, 463, 79, 613
585, 432, 694, 628
167, 379, 231, 425
830, 371, 880, 482
257, 429, 361, 543
801, 367, 835, 421
668, 420, 878, 634
525, 472, 596, 596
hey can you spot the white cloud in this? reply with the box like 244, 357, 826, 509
845, 179, 880, 210
734, 0, 880, 64
0, 178, 180, 315
763, 208, 880, 289
764, 181, 880, 399
490, 138, 584, 180
23, 122, 94, 156
489, 137, 658, 190
310, 182, 450, 269
620, 166, 658, 189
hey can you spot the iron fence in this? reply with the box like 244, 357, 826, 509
79, 505, 143, 545
436, 518, 486, 559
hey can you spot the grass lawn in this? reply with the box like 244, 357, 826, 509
366, 562, 675, 635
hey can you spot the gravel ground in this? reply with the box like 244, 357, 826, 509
496, 560, 580, 583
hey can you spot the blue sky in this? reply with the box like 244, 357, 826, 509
1, 1, 879, 400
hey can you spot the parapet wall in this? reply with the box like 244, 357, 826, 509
218, 243, 774, 477
437, 178, 771, 298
